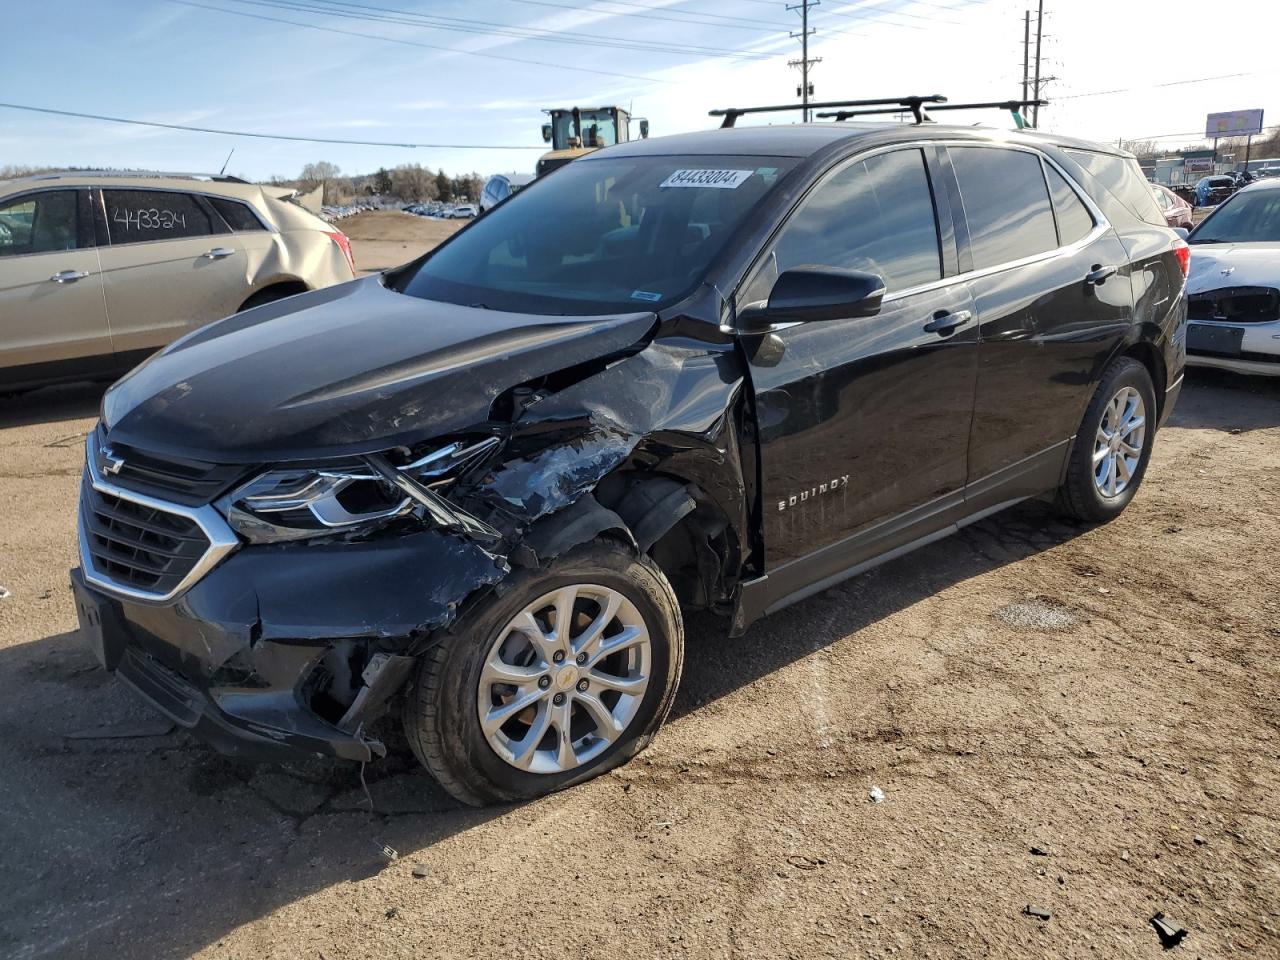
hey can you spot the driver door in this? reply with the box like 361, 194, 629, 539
740, 147, 978, 595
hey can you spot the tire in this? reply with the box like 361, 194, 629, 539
238, 285, 303, 312
1058, 356, 1157, 523
403, 539, 684, 806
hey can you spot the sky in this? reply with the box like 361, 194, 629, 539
4, 0, 1279, 182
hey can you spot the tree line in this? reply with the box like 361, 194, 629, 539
288, 162, 484, 205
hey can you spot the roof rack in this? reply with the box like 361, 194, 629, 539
709, 95, 947, 128
16, 170, 251, 184
815, 99, 1048, 129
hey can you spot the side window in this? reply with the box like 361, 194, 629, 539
747, 148, 942, 301
208, 196, 266, 232
950, 147, 1058, 270
0, 191, 79, 258
103, 190, 215, 244
1063, 149, 1166, 227
1044, 165, 1096, 245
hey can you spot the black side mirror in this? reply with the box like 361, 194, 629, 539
541, 124, 552, 143
737, 266, 885, 329
639, 119, 650, 139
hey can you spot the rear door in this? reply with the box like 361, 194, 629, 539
741, 146, 978, 585
0, 188, 112, 384
943, 145, 1132, 505
95, 187, 250, 358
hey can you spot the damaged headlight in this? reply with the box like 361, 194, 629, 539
223, 438, 501, 544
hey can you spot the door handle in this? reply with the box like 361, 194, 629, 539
202, 247, 235, 260
49, 270, 91, 283
923, 309, 973, 335
1085, 264, 1118, 285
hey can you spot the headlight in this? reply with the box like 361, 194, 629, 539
223, 438, 500, 544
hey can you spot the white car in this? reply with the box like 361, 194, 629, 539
1185, 179, 1280, 376
450, 204, 478, 219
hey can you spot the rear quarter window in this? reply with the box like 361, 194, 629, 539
1063, 149, 1166, 227
208, 196, 267, 232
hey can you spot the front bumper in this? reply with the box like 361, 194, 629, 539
72, 567, 382, 762
71, 523, 508, 763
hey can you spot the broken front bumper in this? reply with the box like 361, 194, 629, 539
70, 526, 506, 763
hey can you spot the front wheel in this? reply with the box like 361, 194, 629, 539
1057, 356, 1157, 523
403, 539, 684, 806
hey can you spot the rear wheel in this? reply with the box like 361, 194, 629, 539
1058, 357, 1157, 523
403, 539, 683, 806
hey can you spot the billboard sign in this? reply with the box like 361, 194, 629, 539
1206, 109, 1264, 139
1184, 157, 1213, 174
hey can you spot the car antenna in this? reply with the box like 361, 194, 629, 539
218, 148, 235, 177
709, 95, 947, 128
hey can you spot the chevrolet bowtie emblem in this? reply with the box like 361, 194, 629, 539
1221, 266, 1236, 276
101, 447, 126, 476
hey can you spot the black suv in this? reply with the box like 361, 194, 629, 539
73, 120, 1187, 805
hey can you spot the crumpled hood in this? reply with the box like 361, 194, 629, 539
102, 276, 657, 462
1187, 243, 1280, 294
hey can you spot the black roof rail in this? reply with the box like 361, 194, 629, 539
816, 98, 1048, 129
709, 95, 947, 128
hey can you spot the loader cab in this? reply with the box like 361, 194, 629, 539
537, 107, 649, 177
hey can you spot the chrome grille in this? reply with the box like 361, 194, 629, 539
78, 432, 240, 603
80, 480, 210, 595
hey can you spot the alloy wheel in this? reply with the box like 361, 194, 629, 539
477, 584, 651, 774
1093, 385, 1146, 498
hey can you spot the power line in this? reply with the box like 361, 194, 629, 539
498, 0, 795, 32
1056, 71, 1258, 100
211, 0, 771, 60
0, 101, 545, 150
165, 0, 670, 82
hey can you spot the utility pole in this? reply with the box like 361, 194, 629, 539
1031, 0, 1044, 127
787, 0, 821, 122
1022, 11, 1030, 104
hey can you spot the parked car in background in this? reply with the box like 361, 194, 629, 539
73, 121, 1186, 805
1151, 183, 1193, 229
450, 203, 478, 219
1185, 178, 1280, 376
479, 173, 534, 212
1, 173, 357, 392
1195, 175, 1236, 207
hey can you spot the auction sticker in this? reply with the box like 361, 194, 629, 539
660, 169, 754, 189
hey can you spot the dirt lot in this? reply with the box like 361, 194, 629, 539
342, 210, 465, 274
1, 363, 1278, 959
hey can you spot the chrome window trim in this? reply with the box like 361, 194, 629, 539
77, 432, 240, 605
733, 137, 1114, 316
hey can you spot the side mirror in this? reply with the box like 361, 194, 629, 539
1172, 226, 1190, 241
737, 266, 885, 330
639, 119, 650, 139
541, 124, 552, 144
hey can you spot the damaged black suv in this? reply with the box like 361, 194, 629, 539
73, 121, 1187, 805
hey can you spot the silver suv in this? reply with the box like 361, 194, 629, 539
0, 173, 357, 393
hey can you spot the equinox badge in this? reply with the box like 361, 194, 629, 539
778, 476, 850, 512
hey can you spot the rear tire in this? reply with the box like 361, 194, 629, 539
238, 285, 305, 312
403, 539, 683, 806
1058, 357, 1157, 523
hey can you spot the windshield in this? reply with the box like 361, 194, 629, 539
394, 155, 796, 315
1190, 188, 1280, 243
578, 110, 617, 147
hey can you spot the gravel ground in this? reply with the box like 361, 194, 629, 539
340, 210, 465, 274
1, 357, 1277, 959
